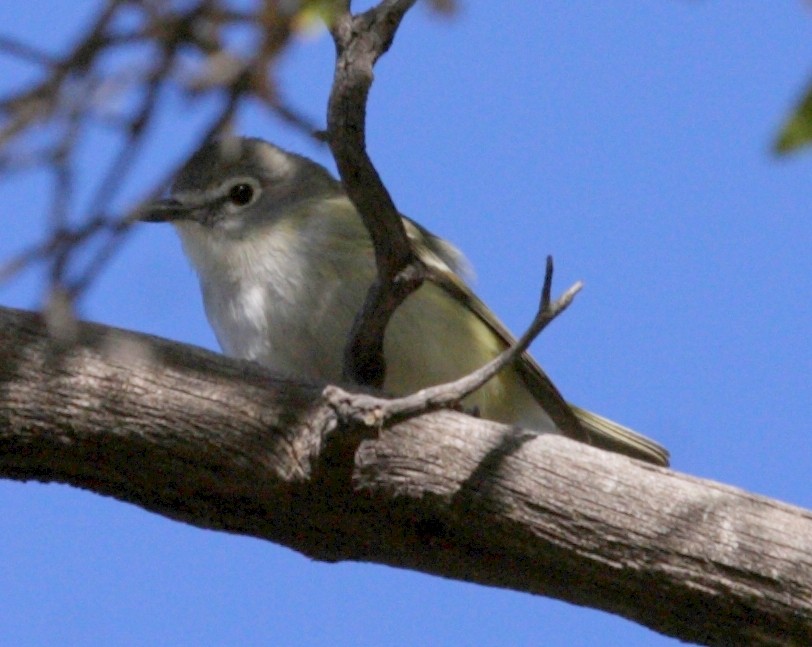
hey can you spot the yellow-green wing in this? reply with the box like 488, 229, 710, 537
569, 405, 669, 466
406, 217, 670, 466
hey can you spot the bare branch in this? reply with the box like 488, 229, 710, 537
0, 0, 319, 304
389, 257, 582, 419
70, 92, 241, 299
0, 34, 58, 66
326, 1, 422, 388
0, 304, 810, 647
324, 256, 583, 426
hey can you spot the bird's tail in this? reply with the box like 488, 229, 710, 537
569, 405, 670, 466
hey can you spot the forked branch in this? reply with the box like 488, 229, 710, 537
326, 1, 424, 388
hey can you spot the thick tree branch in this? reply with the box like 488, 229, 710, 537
1, 305, 810, 646
326, 1, 423, 388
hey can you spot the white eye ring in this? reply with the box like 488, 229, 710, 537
220, 177, 261, 210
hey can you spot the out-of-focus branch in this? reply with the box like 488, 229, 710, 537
0, 0, 323, 311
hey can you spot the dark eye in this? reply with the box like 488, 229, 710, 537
228, 183, 255, 206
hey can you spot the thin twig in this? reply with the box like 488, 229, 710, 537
0, 35, 58, 66
0, 217, 107, 285
1, 1, 303, 301
70, 99, 240, 299
325, 257, 583, 427
386, 257, 582, 419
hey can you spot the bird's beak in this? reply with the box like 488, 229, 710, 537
135, 197, 193, 223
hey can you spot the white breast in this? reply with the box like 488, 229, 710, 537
175, 200, 370, 382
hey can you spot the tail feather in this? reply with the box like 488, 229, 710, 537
569, 405, 670, 466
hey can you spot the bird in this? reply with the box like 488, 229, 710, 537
138, 136, 669, 466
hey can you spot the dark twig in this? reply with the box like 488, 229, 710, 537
0, 35, 58, 66
387, 257, 582, 419
70, 99, 240, 299
326, 0, 422, 388
83, 51, 172, 223
0, 217, 108, 286
325, 257, 583, 427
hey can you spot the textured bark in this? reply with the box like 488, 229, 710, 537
1, 304, 810, 646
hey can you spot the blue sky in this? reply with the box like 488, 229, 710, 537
2, 2, 811, 645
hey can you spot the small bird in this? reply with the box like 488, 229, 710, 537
139, 137, 669, 466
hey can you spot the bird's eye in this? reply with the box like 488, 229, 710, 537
227, 183, 255, 206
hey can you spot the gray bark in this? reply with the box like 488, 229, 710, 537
1, 305, 810, 646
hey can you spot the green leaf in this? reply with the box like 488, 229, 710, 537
776, 78, 812, 154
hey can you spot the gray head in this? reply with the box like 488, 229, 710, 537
139, 137, 341, 238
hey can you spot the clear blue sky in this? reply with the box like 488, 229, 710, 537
2, 2, 811, 645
